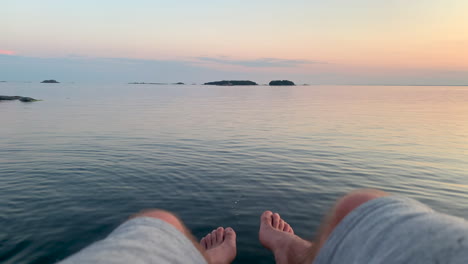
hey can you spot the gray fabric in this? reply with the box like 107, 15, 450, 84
59, 196, 468, 264
313, 196, 468, 264
59, 217, 207, 264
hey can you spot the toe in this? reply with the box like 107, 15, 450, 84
279, 219, 285, 230
216, 227, 224, 243
289, 226, 294, 234
272, 213, 280, 229
200, 237, 207, 249
206, 233, 212, 248
211, 229, 217, 245
225, 227, 237, 246
261, 211, 273, 227
283, 222, 293, 233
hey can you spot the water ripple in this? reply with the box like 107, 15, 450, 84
0, 84, 467, 263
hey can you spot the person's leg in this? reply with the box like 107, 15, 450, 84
133, 210, 237, 264
313, 189, 388, 252
259, 189, 388, 264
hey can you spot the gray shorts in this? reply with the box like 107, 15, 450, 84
59, 217, 207, 264
313, 196, 468, 264
59, 196, 468, 264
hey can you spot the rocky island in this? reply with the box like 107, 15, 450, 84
269, 80, 295, 86
129, 82, 167, 85
41, 80, 60, 83
204, 80, 257, 86
174, 82, 185, 85
0, 96, 39, 102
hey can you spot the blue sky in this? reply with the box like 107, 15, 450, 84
2, 0, 468, 84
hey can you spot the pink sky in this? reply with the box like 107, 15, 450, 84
0, 49, 15, 55
2, 1, 468, 84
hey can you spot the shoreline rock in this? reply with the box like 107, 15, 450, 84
0, 95, 39, 102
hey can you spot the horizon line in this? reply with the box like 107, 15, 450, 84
1, 80, 468, 87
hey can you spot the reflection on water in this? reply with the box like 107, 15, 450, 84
0, 83, 467, 263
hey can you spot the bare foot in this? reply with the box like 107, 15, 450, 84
259, 211, 314, 264
200, 227, 237, 264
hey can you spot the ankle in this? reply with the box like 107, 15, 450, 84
273, 236, 313, 264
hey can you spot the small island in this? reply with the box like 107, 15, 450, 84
0, 95, 39, 102
128, 82, 167, 85
269, 80, 295, 86
204, 80, 257, 86
174, 82, 185, 85
41, 80, 60, 83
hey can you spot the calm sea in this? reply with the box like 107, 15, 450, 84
0, 83, 467, 264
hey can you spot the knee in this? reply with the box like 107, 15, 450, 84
310, 189, 389, 260
333, 189, 388, 225
131, 209, 186, 233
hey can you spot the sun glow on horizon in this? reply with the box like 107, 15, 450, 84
2, 0, 468, 83
0, 49, 15, 55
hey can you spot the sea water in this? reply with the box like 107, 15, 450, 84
1, 83, 467, 263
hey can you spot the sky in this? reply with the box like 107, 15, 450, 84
1, 0, 468, 84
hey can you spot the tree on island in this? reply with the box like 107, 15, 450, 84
41, 79, 60, 83
269, 80, 295, 86
204, 80, 257, 86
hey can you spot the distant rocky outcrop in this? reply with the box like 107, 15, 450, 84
0, 95, 39, 102
129, 82, 167, 85
269, 80, 295, 86
174, 82, 185, 85
204, 80, 258, 86
41, 80, 59, 83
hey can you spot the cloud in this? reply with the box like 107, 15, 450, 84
0, 49, 15, 55
196, 57, 326, 68
1, 54, 467, 85
0, 54, 236, 83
